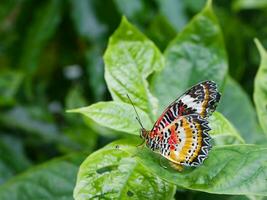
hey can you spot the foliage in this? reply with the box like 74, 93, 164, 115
0, 0, 267, 199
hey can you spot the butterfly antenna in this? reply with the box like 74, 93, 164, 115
126, 94, 144, 129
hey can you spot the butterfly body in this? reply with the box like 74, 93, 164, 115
140, 81, 220, 169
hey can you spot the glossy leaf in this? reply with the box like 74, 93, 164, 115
254, 39, 267, 135
74, 145, 176, 200
104, 17, 164, 119
209, 112, 245, 145
68, 101, 153, 135
109, 139, 267, 196
0, 152, 87, 200
218, 76, 264, 143
151, 1, 227, 113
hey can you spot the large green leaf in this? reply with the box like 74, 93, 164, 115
74, 144, 176, 200
104, 16, 164, 119
151, 1, 227, 113
209, 112, 245, 145
68, 101, 153, 135
218, 76, 264, 143
0, 152, 86, 200
109, 139, 267, 196
254, 39, 267, 135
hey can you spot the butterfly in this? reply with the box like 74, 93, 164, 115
130, 80, 221, 171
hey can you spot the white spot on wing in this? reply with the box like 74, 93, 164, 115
181, 94, 203, 113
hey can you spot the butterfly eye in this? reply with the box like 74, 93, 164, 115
140, 128, 148, 139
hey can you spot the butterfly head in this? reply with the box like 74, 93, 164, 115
140, 128, 149, 139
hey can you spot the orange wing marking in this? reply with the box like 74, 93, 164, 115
201, 84, 209, 117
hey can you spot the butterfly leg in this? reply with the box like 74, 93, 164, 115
159, 157, 168, 169
170, 162, 184, 172
136, 140, 145, 148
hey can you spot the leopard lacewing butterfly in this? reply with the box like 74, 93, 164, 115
129, 80, 221, 171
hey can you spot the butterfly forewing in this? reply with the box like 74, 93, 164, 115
152, 81, 220, 133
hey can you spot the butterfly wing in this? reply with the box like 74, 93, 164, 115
152, 80, 220, 133
159, 114, 211, 167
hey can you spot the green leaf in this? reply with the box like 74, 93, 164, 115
110, 139, 267, 196
0, 152, 87, 200
209, 112, 245, 145
104, 16, 164, 119
0, 106, 60, 141
62, 125, 97, 153
147, 14, 177, 51
233, 0, 267, 10
62, 87, 98, 152
74, 145, 176, 200
113, 0, 145, 22
0, 70, 23, 106
68, 101, 153, 135
151, 1, 227, 113
218, 76, 264, 143
0, 134, 31, 184
85, 46, 106, 101
184, 0, 206, 13
254, 39, 267, 135
65, 86, 87, 110
18, 0, 63, 74
155, 0, 187, 31
70, 0, 106, 42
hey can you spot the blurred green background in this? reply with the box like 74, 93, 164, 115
0, 0, 267, 199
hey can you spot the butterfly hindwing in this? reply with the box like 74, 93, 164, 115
152, 81, 220, 133
158, 114, 211, 167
